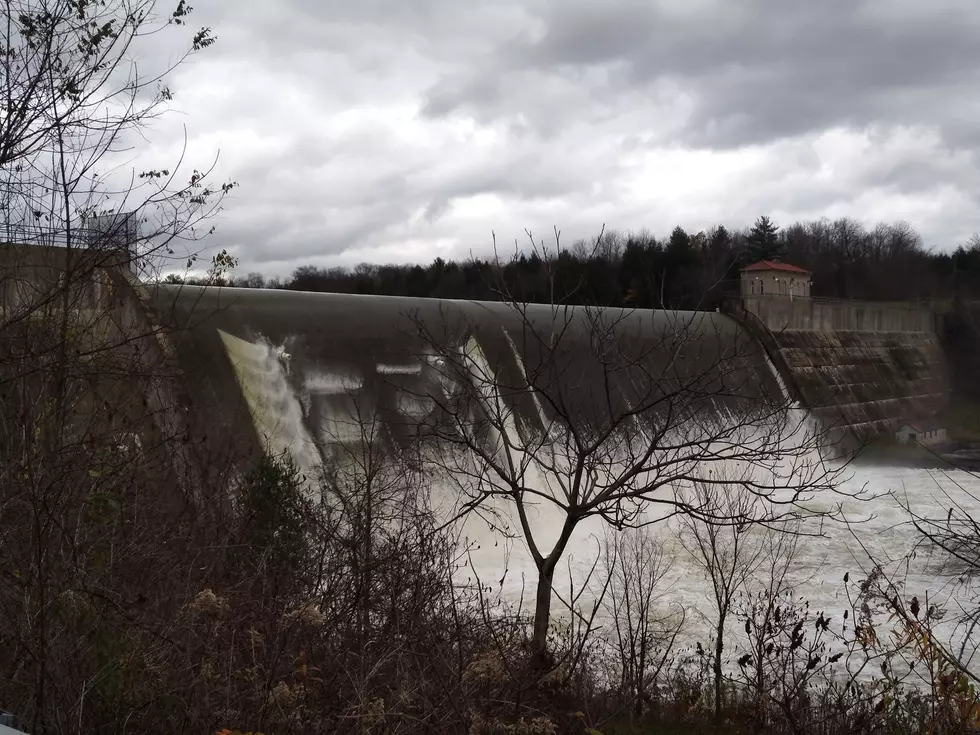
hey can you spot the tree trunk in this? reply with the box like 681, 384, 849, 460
531, 562, 555, 653
636, 636, 647, 719
529, 518, 577, 657
714, 613, 726, 723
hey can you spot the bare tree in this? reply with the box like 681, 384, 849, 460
1, 0, 203, 168
678, 477, 772, 723
732, 514, 808, 728
600, 527, 683, 723
1, 0, 235, 283
858, 477, 980, 709
0, 1, 237, 729
408, 235, 846, 655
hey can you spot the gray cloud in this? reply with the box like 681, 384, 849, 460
434, 0, 980, 147
132, 0, 980, 275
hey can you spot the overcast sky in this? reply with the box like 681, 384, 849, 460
147, 0, 980, 276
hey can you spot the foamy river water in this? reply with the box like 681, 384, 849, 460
454, 462, 980, 676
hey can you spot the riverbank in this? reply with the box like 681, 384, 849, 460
854, 440, 951, 468
854, 432, 980, 471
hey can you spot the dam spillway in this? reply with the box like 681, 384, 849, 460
770, 329, 947, 436
145, 285, 789, 482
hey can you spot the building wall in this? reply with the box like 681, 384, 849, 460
743, 295, 936, 333
741, 271, 811, 299
897, 425, 947, 446
896, 425, 915, 444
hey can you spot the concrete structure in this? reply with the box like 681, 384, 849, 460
146, 285, 784, 480
0, 243, 129, 315
737, 261, 947, 443
0, 712, 26, 733
0, 243, 200, 504
739, 259, 936, 334
742, 294, 936, 333
741, 260, 812, 299
896, 421, 947, 446
0, 242, 953, 469
763, 328, 947, 438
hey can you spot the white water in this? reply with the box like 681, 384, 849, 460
220, 329, 980, 677
453, 463, 980, 676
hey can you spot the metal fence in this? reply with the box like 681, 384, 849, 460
0, 222, 140, 278
0, 221, 138, 251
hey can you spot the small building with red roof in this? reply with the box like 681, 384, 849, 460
740, 260, 812, 300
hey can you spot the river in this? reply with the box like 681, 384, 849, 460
455, 460, 980, 678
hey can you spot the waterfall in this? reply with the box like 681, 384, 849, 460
762, 345, 800, 409
218, 329, 322, 478
502, 326, 554, 441
460, 334, 525, 464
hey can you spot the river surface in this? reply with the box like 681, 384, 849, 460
454, 462, 980, 677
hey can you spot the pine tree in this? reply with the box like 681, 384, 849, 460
746, 215, 784, 263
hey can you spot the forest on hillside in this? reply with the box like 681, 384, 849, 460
184, 216, 980, 310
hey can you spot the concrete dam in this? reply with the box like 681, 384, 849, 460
146, 285, 791, 485
0, 242, 949, 488
57, 268, 948, 479
738, 294, 947, 441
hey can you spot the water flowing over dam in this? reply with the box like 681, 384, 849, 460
4, 245, 976, 680
148, 285, 791, 485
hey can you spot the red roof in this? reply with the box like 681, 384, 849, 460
740, 260, 811, 275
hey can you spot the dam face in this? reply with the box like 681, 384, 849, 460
147, 285, 787, 481
772, 330, 947, 436
739, 295, 948, 440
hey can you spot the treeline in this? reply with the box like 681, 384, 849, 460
189, 216, 980, 309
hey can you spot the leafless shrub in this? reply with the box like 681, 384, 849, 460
678, 476, 776, 724
599, 527, 684, 723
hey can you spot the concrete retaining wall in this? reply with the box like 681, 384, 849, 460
0, 243, 130, 316
0, 243, 200, 505
732, 295, 949, 442
743, 296, 936, 333
769, 329, 948, 438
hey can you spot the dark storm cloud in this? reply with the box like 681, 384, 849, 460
140, 0, 980, 274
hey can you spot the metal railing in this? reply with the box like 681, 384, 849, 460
0, 222, 136, 250
741, 293, 939, 311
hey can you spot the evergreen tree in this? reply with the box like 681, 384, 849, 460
236, 454, 314, 599
746, 215, 784, 263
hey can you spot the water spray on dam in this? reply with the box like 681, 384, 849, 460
150, 284, 831, 482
